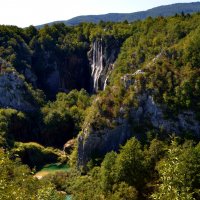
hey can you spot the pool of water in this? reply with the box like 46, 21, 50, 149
65, 195, 72, 200
40, 163, 69, 172
34, 163, 69, 179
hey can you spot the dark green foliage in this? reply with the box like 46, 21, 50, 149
1, 10, 200, 200
100, 151, 117, 192
183, 27, 200, 68
108, 182, 138, 200
41, 89, 91, 147
0, 26, 32, 75
115, 138, 147, 189
0, 108, 25, 147
42, 106, 74, 147
152, 140, 200, 199
61, 138, 200, 200
0, 149, 65, 200
12, 142, 63, 170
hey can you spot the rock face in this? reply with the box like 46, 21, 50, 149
88, 37, 120, 92
46, 66, 60, 95
78, 121, 132, 167
77, 91, 200, 168
77, 51, 200, 168
0, 71, 36, 111
24, 68, 37, 87
35, 37, 119, 97
58, 54, 91, 93
131, 93, 200, 136
121, 70, 145, 89
63, 139, 76, 154
25, 37, 121, 97
32, 49, 91, 98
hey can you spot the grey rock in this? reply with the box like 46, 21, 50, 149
78, 121, 132, 167
121, 74, 134, 89
46, 68, 60, 94
77, 51, 200, 168
24, 68, 37, 86
132, 93, 200, 136
78, 92, 200, 168
0, 72, 35, 111
121, 70, 145, 89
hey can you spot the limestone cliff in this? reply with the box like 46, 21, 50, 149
78, 92, 200, 167
131, 93, 200, 136
0, 69, 39, 112
77, 66, 200, 167
32, 49, 91, 98
32, 37, 118, 97
78, 121, 131, 167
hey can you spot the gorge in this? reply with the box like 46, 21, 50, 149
1, 6, 200, 200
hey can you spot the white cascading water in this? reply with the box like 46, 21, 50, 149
103, 74, 109, 90
91, 39, 103, 92
103, 75, 108, 90
103, 63, 113, 90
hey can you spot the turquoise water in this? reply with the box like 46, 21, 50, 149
65, 195, 71, 200
35, 163, 70, 178
40, 163, 69, 172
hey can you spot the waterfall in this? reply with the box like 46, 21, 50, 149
103, 63, 114, 90
91, 39, 103, 92
103, 75, 109, 90
90, 38, 116, 92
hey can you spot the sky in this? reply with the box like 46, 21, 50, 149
0, 0, 199, 27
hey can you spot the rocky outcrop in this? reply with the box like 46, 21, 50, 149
77, 91, 200, 168
58, 54, 91, 93
24, 68, 37, 86
63, 139, 76, 154
77, 52, 200, 168
78, 121, 132, 167
46, 67, 60, 95
131, 93, 200, 136
0, 71, 36, 111
121, 70, 145, 89
33, 50, 91, 98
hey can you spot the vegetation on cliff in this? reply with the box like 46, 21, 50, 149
0, 11, 200, 199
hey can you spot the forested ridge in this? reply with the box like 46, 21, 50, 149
0, 11, 200, 199
37, 2, 200, 27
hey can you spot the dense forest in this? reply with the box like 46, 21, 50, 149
1, 11, 200, 200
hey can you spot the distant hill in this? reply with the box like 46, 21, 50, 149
36, 2, 200, 28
